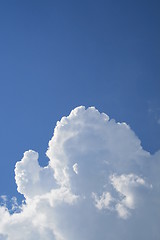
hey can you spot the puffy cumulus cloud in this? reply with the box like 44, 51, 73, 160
0, 106, 160, 239
15, 151, 56, 199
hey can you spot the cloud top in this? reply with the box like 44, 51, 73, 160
0, 106, 160, 239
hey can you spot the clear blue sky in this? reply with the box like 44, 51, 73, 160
0, 0, 160, 200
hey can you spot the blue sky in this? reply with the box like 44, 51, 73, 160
0, 0, 160, 206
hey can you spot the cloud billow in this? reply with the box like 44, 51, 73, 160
0, 106, 160, 239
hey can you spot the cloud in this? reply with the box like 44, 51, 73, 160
72, 163, 78, 175
0, 106, 160, 239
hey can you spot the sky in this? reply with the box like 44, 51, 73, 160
0, 1, 160, 239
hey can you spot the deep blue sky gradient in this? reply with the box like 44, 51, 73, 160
0, 0, 160, 201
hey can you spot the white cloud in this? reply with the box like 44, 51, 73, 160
92, 191, 113, 210
110, 173, 148, 219
0, 106, 160, 239
0, 196, 7, 207
73, 163, 78, 175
